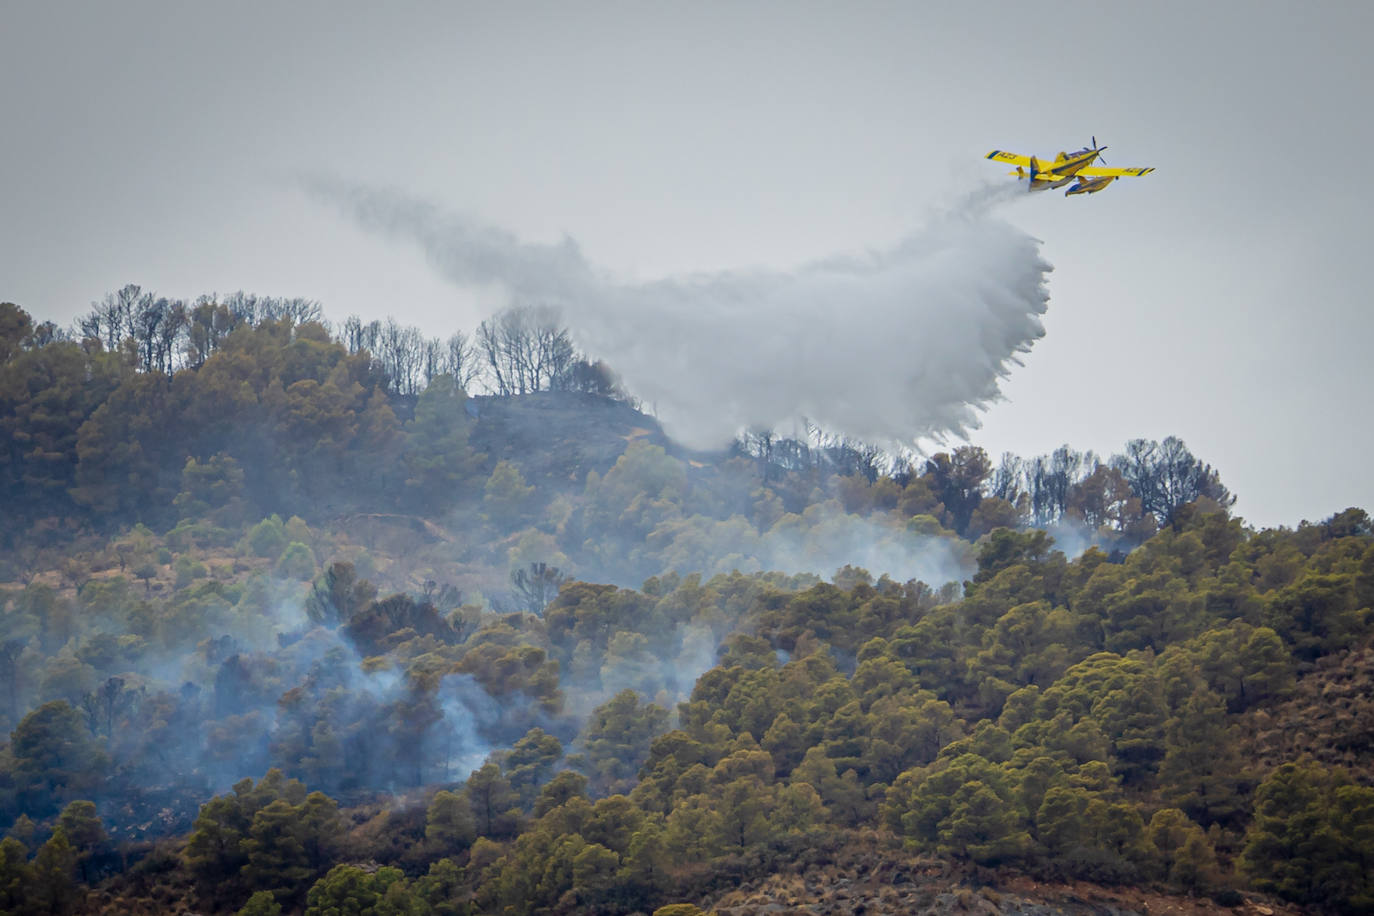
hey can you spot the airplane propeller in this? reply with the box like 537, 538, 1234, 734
1092, 136, 1107, 164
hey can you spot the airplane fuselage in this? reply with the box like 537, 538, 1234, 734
1026, 148, 1102, 190
1044, 148, 1101, 176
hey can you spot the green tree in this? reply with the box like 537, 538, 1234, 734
55, 800, 108, 884
70, 371, 183, 520
186, 770, 308, 906
1147, 808, 1218, 893
483, 460, 535, 526
238, 890, 284, 916
243, 514, 289, 558
939, 779, 1031, 865
662, 794, 725, 862
792, 747, 868, 827
7, 701, 107, 819
1025, 652, 1168, 786
30, 828, 81, 915
885, 753, 1023, 852
464, 763, 519, 839
174, 451, 247, 521
242, 792, 343, 909
306, 864, 419, 916
276, 541, 317, 579
1240, 759, 1374, 910
0, 301, 34, 360
1156, 688, 1248, 827
425, 790, 477, 857
0, 836, 34, 914
503, 727, 564, 809
0, 318, 129, 529
581, 690, 670, 795
412, 858, 468, 916
405, 374, 482, 511
1033, 785, 1148, 883
1264, 570, 1365, 662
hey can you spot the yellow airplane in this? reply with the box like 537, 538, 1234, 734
985, 137, 1154, 195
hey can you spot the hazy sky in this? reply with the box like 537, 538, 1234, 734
3, 1, 1371, 528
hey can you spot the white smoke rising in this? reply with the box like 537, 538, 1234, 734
301, 176, 1051, 450
752, 510, 975, 587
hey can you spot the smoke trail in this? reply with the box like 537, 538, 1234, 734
301, 175, 1051, 450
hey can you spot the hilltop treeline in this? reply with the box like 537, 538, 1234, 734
0, 293, 620, 544
2, 294, 1225, 558
3, 294, 1371, 915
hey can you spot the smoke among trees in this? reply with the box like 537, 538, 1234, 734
4, 290, 1371, 915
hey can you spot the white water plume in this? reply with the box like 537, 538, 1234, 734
302, 176, 1051, 450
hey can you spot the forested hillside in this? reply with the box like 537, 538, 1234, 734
1, 296, 1371, 915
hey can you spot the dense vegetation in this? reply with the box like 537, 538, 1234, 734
1, 295, 1370, 914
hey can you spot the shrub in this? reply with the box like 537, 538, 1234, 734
276, 542, 316, 580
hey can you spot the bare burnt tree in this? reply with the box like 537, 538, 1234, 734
476, 317, 509, 395
989, 452, 1024, 504
218, 291, 322, 327
27, 321, 64, 347
341, 315, 382, 357
890, 454, 916, 486
1113, 438, 1162, 521
1044, 449, 1073, 523
825, 436, 886, 482
1112, 436, 1234, 527
443, 330, 481, 392
803, 421, 838, 474
80, 283, 142, 351
82, 286, 324, 372
81, 676, 139, 738
853, 441, 886, 483
154, 299, 189, 375
1026, 451, 1066, 526
771, 437, 814, 475
342, 314, 364, 353
496, 310, 531, 392
130, 291, 166, 374
419, 336, 443, 391
1024, 456, 1051, 527
269, 297, 324, 326
1013, 446, 1098, 527
738, 424, 871, 482
1154, 436, 1234, 523
306, 561, 378, 628
475, 305, 576, 396
511, 562, 568, 614
221, 291, 264, 325
529, 312, 575, 392
374, 318, 427, 395
738, 428, 778, 481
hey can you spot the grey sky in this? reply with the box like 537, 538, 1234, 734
3, 1, 1371, 528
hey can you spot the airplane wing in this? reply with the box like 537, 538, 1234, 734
1075, 165, 1155, 177
985, 150, 1032, 167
